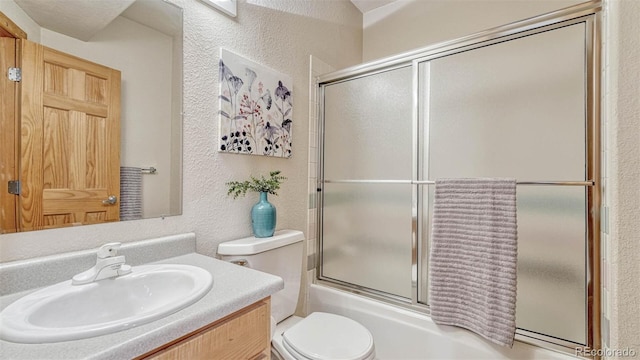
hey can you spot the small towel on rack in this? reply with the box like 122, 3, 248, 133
120, 167, 143, 221
429, 178, 518, 347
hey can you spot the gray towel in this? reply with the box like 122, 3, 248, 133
429, 178, 518, 347
120, 167, 143, 221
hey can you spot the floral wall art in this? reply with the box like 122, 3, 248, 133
218, 49, 293, 158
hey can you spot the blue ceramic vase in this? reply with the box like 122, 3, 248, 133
251, 192, 276, 238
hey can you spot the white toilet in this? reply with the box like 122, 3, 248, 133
218, 230, 376, 360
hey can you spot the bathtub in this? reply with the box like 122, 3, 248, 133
308, 284, 577, 360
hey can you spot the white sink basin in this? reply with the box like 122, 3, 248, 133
0, 264, 213, 343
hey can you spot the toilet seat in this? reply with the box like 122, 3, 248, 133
281, 312, 375, 360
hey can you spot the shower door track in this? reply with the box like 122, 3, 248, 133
323, 179, 596, 186
315, 0, 601, 355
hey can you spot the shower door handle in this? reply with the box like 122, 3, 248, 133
102, 195, 118, 205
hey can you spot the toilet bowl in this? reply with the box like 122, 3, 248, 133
217, 230, 376, 360
272, 313, 375, 360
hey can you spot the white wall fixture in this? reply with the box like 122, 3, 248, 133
199, 0, 237, 17
218, 49, 293, 158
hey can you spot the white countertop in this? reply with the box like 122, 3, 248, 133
0, 250, 283, 359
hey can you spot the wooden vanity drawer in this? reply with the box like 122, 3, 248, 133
140, 297, 271, 360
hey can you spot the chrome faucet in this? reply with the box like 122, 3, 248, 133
72, 243, 132, 285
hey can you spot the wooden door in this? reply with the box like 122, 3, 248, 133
20, 39, 121, 231
0, 37, 19, 233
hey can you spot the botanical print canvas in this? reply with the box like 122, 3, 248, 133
218, 49, 293, 158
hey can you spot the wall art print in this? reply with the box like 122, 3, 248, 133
218, 49, 293, 158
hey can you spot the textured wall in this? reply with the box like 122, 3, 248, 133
606, 0, 640, 356
362, 0, 582, 61
0, 0, 362, 262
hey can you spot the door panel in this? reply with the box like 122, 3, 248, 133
20, 39, 121, 231
321, 67, 414, 298
420, 23, 587, 344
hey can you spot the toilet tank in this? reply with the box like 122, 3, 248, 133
217, 230, 304, 323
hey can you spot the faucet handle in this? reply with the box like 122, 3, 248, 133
97, 242, 122, 259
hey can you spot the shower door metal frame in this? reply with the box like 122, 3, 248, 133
315, 0, 601, 354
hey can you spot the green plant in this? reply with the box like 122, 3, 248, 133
226, 170, 286, 199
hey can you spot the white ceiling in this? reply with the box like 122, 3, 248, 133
15, 0, 391, 42
14, 0, 181, 41
120, 0, 182, 37
15, 0, 136, 41
350, 0, 397, 13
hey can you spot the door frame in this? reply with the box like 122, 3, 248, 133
0, 11, 26, 234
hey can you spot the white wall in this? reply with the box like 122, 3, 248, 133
170, 24, 183, 215
605, 0, 640, 356
362, 0, 582, 61
0, 0, 363, 266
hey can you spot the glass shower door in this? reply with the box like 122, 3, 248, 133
318, 8, 598, 350
321, 66, 414, 299
419, 23, 588, 344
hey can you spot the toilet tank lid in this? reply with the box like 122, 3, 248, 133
217, 230, 304, 255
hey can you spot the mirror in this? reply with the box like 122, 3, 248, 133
1, 0, 183, 232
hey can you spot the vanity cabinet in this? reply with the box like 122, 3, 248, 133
138, 297, 271, 360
